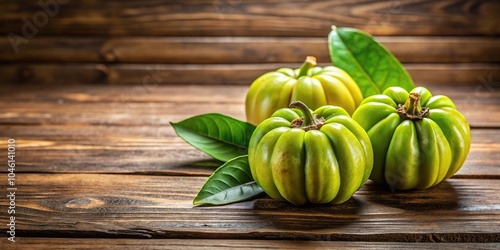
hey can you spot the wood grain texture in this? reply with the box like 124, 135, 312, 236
1, 0, 499, 246
0, 85, 497, 246
0, 84, 499, 127
1, 63, 499, 85
8, 238, 500, 250
0, 126, 497, 177
0, 174, 498, 242
1, 0, 499, 36
1, 36, 499, 64
0, 84, 496, 177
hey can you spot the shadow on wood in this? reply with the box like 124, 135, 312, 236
362, 181, 459, 211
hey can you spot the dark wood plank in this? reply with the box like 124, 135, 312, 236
0, 100, 246, 125
0, 37, 104, 63
9, 238, 500, 249
1, 0, 499, 36
3, 84, 498, 105
0, 132, 221, 175
0, 175, 498, 242
0, 84, 499, 127
405, 64, 500, 87
0, 84, 244, 104
0, 127, 497, 177
0, 125, 500, 178
1, 63, 499, 85
1, 37, 499, 64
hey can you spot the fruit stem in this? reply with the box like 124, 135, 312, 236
404, 92, 423, 115
397, 92, 430, 120
289, 101, 325, 131
297, 56, 317, 78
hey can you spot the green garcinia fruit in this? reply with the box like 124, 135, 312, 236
352, 86, 471, 190
248, 101, 373, 205
245, 56, 363, 125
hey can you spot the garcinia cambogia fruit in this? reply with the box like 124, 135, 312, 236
248, 101, 373, 205
352, 86, 471, 190
245, 56, 363, 125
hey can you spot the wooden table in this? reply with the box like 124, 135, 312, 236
0, 83, 499, 249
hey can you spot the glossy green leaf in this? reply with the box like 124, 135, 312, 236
328, 26, 415, 98
193, 155, 264, 206
170, 113, 256, 162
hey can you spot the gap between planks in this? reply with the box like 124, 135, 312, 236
1, 63, 499, 85
0, 175, 498, 242
1, 36, 499, 64
5, 238, 500, 249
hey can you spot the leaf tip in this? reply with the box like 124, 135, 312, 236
331, 25, 337, 30
192, 198, 201, 206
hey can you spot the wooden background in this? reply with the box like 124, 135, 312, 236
0, 0, 499, 85
0, 0, 499, 249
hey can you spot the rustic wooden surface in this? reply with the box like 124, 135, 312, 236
0, 83, 499, 249
10, 238, 500, 250
1, 0, 499, 36
1, 1, 499, 86
2, 37, 500, 63
2, 63, 499, 85
1, 0, 499, 248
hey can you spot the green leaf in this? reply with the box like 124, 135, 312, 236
170, 113, 256, 162
328, 26, 415, 98
193, 155, 264, 206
